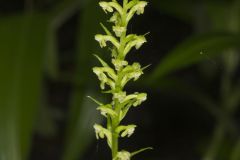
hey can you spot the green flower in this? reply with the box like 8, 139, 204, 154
120, 92, 147, 107
95, 34, 107, 48
113, 91, 127, 103
93, 67, 115, 90
126, 1, 148, 23
99, 1, 123, 15
129, 63, 143, 80
113, 26, 126, 37
133, 93, 147, 107
97, 104, 117, 118
114, 151, 131, 160
95, 34, 120, 48
99, 1, 114, 13
112, 59, 128, 71
135, 35, 147, 49
94, 124, 111, 139
135, 1, 148, 15
120, 63, 143, 86
109, 12, 121, 25
93, 124, 112, 147
123, 35, 147, 56
116, 125, 137, 137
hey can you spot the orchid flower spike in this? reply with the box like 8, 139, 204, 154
91, 0, 151, 159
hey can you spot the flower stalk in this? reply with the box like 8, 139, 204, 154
90, 0, 152, 159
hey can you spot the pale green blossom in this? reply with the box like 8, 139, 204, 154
119, 92, 147, 107
113, 91, 127, 103
95, 34, 120, 48
97, 104, 117, 118
112, 59, 128, 71
113, 26, 126, 37
135, 1, 148, 15
94, 124, 111, 139
94, 124, 112, 147
93, 67, 115, 90
116, 125, 137, 137
99, 1, 124, 15
99, 1, 114, 13
133, 93, 147, 107
114, 151, 131, 160
109, 12, 121, 25
126, 1, 148, 23
123, 35, 147, 56
135, 35, 147, 49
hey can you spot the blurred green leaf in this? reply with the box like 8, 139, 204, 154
231, 139, 240, 160
203, 124, 226, 160
45, 29, 59, 79
62, 0, 106, 159
49, 0, 91, 29
0, 14, 48, 160
147, 33, 240, 84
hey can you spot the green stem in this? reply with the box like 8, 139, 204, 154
111, 101, 120, 159
111, 127, 119, 159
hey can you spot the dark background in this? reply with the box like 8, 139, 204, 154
0, 0, 240, 160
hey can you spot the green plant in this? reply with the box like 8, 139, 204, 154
88, 0, 152, 159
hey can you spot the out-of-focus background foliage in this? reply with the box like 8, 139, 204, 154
0, 0, 240, 159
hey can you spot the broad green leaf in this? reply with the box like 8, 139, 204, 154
0, 14, 48, 160
147, 33, 240, 84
